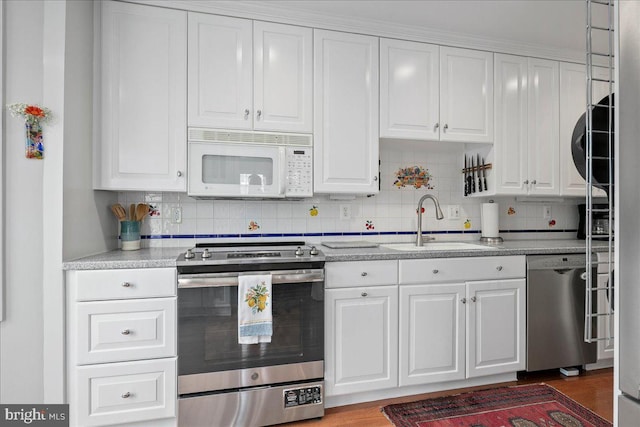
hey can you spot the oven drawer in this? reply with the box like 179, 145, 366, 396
73, 357, 176, 427
69, 268, 176, 301
75, 297, 176, 365
326, 260, 398, 288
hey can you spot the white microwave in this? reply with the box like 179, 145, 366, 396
187, 128, 313, 199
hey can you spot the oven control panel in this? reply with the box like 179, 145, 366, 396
283, 385, 322, 408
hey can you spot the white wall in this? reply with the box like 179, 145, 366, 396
1, 0, 115, 404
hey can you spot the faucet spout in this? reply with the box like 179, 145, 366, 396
416, 194, 444, 246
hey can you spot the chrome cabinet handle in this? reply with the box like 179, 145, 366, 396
121, 282, 131, 288
432, 269, 439, 274
121, 329, 131, 335
257, 110, 262, 118
461, 297, 467, 304
434, 123, 439, 129
361, 292, 368, 297
373, 176, 378, 181
361, 272, 368, 276
531, 179, 537, 185
523, 180, 529, 185
177, 171, 182, 177
471, 296, 477, 302
121, 392, 131, 399
443, 124, 448, 131
244, 109, 250, 119
496, 266, 503, 271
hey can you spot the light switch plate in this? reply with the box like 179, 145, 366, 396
448, 205, 460, 219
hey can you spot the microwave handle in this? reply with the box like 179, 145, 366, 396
279, 147, 287, 197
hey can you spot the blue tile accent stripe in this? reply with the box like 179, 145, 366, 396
138, 229, 578, 239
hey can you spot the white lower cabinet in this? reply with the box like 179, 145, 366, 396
66, 268, 177, 427
326, 257, 526, 400
325, 285, 399, 395
399, 278, 525, 387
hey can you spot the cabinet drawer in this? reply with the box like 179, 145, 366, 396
74, 358, 176, 427
399, 256, 525, 284
75, 298, 176, 365
69, 268, 176, 301
326, 260, 398, 288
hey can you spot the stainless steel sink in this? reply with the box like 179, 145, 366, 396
381, 242, 492, 251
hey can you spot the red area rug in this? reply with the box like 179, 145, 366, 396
382, 383, 612, 427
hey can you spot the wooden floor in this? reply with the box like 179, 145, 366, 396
286, 368, 613, 426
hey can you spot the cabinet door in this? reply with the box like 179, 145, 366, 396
399, 284, 465, 386
380, 39, 439, 140
527, 58, 560, 195
188, 13, 252, 129
467, 278, 526, 378
325, 286, 398, 396
494, 54, 528, 195
314, 30, 379, 194
559, 62, 609, 197
440, 47, 493, 143
253, 21, 312, 133
99, 1, 187, 191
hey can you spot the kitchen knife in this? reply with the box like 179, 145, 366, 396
477, 154, 483, 193
471, 156, 476, 193
466, 156, 472, 195
482, 157, 488, 191
464, 156, 468, 196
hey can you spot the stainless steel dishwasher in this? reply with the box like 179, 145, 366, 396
526, 254, 597, 372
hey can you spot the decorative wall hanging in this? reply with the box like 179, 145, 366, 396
393, 166, 434, 189
7, 103, 52, 159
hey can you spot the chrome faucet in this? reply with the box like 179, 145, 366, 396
416, 194, 445, 246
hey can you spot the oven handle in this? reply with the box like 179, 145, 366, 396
177, 269, 324, 288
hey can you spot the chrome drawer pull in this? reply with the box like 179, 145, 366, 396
121, 282, 132, 288
496, 266, 503, 271
361, 292, 368, 297
361, 272, 368, 277
471, 296, 477, 302
121, 329, 131, 335
432, 269, 439, 274
461, 298, 467, 304
121, 392, 131, 399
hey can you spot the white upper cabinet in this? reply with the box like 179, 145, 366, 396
440, 47, 494, 143
188, 13, 252, 130
559, 61, 609, 197
97, 1, 187, 191
253, 21, 313, 133
380, 42, 493, 143
527, 58, 560, 195
493, 55, 560, 196
380, 39, 439, 140
494, 54, 529, 195
314, 30, 379, 194
188, 14, 312, 133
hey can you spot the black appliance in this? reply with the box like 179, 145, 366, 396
577, 203, 613, 240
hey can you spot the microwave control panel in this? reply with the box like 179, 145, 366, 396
285, 147, 313, 197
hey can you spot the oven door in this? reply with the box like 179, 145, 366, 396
177, 269, 324, 394
188, 141, 285, 198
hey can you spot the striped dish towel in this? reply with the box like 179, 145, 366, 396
238, 274, 273, 344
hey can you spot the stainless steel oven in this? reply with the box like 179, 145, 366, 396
176, 242, 325, 427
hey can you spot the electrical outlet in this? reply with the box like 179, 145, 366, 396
340, 204, 351, 220
172, 207, 182, 224
543, 205, 551, 220
448, 205, 460, 219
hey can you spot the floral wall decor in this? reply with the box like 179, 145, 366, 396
7, 103, 52, 159
393, 166, 434, 189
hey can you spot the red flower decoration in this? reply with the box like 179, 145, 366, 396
24, 105, 45, 118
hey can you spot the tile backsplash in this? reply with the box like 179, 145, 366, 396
117, 140, 581, 247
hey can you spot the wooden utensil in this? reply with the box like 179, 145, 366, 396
135, 203, 150, 222
130, 204, 135, 221
110, 204, 127, 221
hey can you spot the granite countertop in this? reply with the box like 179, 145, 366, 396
62, 239, 613, 270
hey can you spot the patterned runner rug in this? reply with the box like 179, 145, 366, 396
382, 383, 612, 427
